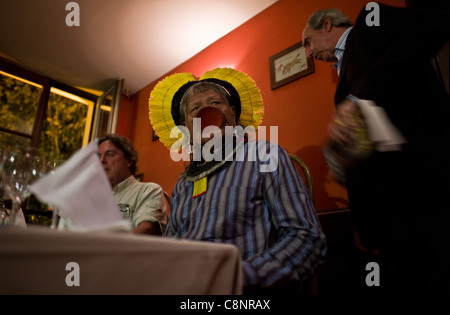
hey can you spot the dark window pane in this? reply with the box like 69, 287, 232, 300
37, 88, 93, 162
0, 131, 31, 152
0, 71, 42, 135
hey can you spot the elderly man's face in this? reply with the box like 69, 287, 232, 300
183, 88, 236, 145
302, 22, 338, 63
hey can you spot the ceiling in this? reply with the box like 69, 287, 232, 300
0, 0, 277, 96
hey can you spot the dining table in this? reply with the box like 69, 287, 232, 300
0, 226, 243, 295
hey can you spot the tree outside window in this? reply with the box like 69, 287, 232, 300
0, 71, 96, 225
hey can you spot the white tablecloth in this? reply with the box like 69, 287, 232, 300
0, 226, 242, 295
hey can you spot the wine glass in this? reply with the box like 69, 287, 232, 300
0, 200, 7, 226
46, 159, 66, 229
0, 147, 6, 176
1, 147, 45, 227
0, 148, 6, 225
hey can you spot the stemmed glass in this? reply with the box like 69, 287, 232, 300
1, 147, 45, 227
0, 148, 8, 225
46, 159, 65, 229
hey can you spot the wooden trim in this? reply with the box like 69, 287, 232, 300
0, 126, 32, 138
316, 207, 351, 216
0, 56, 99, 149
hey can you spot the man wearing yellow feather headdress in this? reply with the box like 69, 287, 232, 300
149, 68, 326, 294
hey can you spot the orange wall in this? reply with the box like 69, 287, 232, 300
116, 94, 132, 137
124, 0, 401, 211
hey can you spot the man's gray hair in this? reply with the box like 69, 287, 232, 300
179, 81, 232, 124
307, 8, 353, 30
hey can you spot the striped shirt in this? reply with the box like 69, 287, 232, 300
334, 26, 353, 76
166, 141, 326, 289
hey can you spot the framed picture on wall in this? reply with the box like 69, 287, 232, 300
269, 41, 315, 90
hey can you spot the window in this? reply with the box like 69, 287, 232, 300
0, 71, 42, 149
38, 87, 94, 162
0, 57, 122, 225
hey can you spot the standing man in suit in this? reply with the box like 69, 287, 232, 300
302, 3, 449, 293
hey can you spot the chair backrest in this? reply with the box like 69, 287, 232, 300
288, 153, 315, 206
288, 153, 318, 295
163, 191, 171, 205
162, 190, 171, 219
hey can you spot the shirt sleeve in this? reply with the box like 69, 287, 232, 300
241, 143, 327, 289
133, 183, 167, 230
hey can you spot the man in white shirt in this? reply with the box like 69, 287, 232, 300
98, 134, 167, 235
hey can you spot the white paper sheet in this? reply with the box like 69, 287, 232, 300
30, 140, 131, 232
358, 99, 407, 152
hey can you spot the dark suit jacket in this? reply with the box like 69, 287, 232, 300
335, 3, 449, 249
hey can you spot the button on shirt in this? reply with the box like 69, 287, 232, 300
114, 175, 167, 231
166, 141, 326, 289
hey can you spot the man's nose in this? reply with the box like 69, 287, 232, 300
304, 45, 313, 58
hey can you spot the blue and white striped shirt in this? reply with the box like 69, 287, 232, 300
166, 141, 326, 290
334, 26, 353, 76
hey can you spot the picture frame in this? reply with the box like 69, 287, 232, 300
269, 41, 315, 90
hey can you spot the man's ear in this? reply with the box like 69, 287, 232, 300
324, 17, 333, 32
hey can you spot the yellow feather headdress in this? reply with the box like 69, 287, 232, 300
148, 68, 264, 150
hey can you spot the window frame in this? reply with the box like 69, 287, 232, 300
0, 56, 100, 151
1, 57, 124, 224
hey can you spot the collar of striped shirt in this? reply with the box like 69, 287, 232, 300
334, 26, 353, 76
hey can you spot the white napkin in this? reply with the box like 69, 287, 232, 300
30, 140, 131, 232
358, 99, 407, 152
